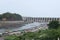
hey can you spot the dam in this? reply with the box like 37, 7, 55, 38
0, 17, 60, 33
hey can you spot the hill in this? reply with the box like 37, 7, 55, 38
0, 12, 22, 21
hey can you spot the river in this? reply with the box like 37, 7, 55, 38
0, 22, 47, 33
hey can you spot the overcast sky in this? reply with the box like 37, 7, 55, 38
0, 0, 60, 17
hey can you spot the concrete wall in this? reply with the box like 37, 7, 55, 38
23, 17, 60, 24
0, 21, 25, 27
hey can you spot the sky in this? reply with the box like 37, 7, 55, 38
0, 0, 60, 17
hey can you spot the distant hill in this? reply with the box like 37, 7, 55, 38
0, 12, 22, 21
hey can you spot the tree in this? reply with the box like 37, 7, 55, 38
0, 15, 2, 20
48, 21, 59, 29
38, 29, 59, 40
1, 12, 22, 21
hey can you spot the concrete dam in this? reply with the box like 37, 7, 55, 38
0, 17, 60, 28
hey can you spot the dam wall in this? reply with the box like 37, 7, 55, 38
23, 17, 60, 24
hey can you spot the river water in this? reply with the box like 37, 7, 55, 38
0, 22, 46, 33
0, 22, 47, 33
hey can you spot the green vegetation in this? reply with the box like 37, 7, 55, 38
48, 21, 59, 29
4, 35, 19, 40
0, 12, 22, 21
4, 21, 60, 40
4, 29, 60, 40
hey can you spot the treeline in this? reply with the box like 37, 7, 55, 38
0, 12, 22, 21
